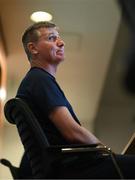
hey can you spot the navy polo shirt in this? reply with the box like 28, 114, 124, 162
16, 67, 81, 145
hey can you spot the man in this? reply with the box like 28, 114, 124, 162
16, 21, 135, 178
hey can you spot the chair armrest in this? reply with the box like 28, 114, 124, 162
47, 143, 110, 154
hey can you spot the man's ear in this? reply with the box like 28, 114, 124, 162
27, 42, 38, 55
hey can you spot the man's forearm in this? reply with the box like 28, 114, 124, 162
73, 126, 101, 144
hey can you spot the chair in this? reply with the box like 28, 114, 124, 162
3, 98, 117, 179
0, 158, 19, 179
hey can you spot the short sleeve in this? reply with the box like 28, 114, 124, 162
29, 69, 67, 115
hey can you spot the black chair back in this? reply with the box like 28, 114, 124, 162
4, 98, 54, 179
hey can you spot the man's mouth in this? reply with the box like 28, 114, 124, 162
56, 50, 64, 56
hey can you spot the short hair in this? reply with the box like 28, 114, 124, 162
22, 21, 56, 61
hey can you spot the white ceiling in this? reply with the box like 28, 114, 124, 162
0, 0, 121, 130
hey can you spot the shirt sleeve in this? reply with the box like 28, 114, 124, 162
30, 70, 67, 115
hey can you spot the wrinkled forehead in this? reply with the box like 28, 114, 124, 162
37, 26, 60, 37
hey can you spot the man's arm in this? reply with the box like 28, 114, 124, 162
49, 106, 101, 144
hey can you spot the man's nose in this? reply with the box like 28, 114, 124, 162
57, 38, 65, 47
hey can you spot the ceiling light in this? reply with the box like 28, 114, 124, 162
30, 11, 53, 22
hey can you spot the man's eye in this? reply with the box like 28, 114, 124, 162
48, 36, 57, 41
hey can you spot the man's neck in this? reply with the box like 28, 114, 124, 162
30, 60, 57, 77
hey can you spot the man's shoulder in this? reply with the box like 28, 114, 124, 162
25, 67, 53, 81
16, 68, 51, 96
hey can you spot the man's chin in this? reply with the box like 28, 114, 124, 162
51, 58, 64, 65
57, 57, 65, 63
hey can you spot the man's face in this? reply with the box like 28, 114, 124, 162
34, 27, 65, 64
